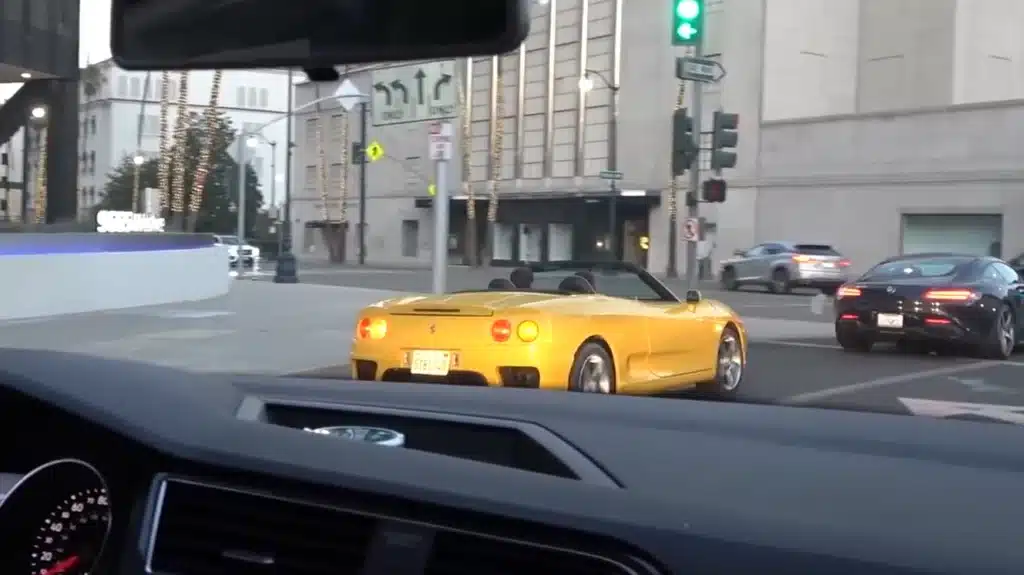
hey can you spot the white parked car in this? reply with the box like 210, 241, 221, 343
213, 235, 260, 270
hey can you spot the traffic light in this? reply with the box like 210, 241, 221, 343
702, 179, 727, 203
352, 141, 365, 164
671, 108, 698, 176
710, 111, 738, 170
672, 0, 703, 46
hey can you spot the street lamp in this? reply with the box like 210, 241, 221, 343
30, 106, 46, 120
579, 69, 621, 258
132, 154, 145, 212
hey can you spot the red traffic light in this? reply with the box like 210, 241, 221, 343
702, 179, 727, 203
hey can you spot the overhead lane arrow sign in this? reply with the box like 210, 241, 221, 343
390, 79, 408, 104
414, 69, 426, 105
433, 73, 452, 100
373, 83, 391, 106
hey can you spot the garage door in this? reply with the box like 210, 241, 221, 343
901, 214, 1002, 257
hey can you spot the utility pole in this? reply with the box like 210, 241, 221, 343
274, 68, 299, 283
670, 0, 719, 287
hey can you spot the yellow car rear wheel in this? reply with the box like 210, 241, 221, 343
568, 342, 616, 394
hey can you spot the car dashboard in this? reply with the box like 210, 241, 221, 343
0, 348, 1022, 574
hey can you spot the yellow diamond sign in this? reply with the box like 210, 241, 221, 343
427, 183, 436, 196
365, 141, 384, 162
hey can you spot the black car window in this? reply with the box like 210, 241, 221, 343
993, 262, 1020, 283
981, 264, 1003, 283
861, 257, 970, 281
762, 243, 785, 255
745, 245, 766, 257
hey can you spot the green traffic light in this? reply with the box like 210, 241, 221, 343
677, 0, 700, 20
677, 23, 696, 39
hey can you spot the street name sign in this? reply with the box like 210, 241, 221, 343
371, 61, 457, 127
675, 57, 726, 84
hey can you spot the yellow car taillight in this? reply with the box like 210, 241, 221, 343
357, 317, 387, 339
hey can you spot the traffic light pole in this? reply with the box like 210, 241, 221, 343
684, 42, 704, 290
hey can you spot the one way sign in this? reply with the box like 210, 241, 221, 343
371, 61, 457, 127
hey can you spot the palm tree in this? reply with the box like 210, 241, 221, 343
79, 63, 105, 219
186, 70, 223, 232
485, 56, 505, 261
33, 126, 48, 223
168, 72, 190, 230
156, 71, 172, 215
337, 92, 351, 237
459, 60, 476, 265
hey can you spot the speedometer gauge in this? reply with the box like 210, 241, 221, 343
29, 486, 110, 574
0, 459, 113, 575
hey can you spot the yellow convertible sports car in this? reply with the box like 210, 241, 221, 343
350, 261, 747, 397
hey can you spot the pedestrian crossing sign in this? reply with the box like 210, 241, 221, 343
366, 141, 384, 162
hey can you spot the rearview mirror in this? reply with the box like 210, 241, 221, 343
111, 0, 531, 70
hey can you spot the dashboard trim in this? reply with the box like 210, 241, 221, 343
142, 474, 661, 575
251, 395, 623, 487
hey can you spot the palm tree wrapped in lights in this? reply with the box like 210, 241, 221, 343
156, 71, 173, 215
186, 70, 223, 232
458, 61, 476, 265
33, 127, 48, 224
486, 56, 505, 259
168, 72, 191, 230
337, 105, 351, 235
667, 79, 686, 275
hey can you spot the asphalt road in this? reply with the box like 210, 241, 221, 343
248, 263, 834, 323
295, 339, 1024, 426
7, 277, 1023, 428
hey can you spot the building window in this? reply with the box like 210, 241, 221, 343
330, 115, 345, 140
259, 89, 269, 108
80, 152, 87, 173
305, 119, 318, 146
144, 114, 159, 134
130, 77, 141, 99
236, 86, 246, 107
90, 116, 96, 134
117, 77, 128, 98
168, 80, 178, 97
88, 152, 96, 174
304, 165, 317, 191
402, 220, 419, 257
248, 87, 259, 107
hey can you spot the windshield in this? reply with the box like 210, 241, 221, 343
18, 6, 1022, 437
860, 257, 970, 281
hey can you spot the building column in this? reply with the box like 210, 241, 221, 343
43, 79, 78, 222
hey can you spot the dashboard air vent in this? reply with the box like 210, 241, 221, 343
146, 479, 377, 574
424, 529, 649, 575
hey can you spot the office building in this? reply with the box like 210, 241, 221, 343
77, 61, 292, 219
293, 0, 1024, 269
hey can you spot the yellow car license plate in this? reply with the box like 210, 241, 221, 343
410, 350, 451, 376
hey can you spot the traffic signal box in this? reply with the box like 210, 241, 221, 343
672, 0, 704, 46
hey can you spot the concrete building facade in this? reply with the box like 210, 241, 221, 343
292, 0, 1024, 270
77, 61, 293, 219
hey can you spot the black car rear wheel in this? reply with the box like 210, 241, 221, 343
836, 322, 873, 352
976, 304, 1015, 360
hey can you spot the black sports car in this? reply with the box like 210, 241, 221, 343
833, 253, 1024, 359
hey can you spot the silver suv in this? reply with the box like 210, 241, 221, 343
719, 242, 851, 294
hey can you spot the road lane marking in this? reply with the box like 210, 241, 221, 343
782, 361, 996, 405
898, 397, 1024, 425
753, 337, 839, 347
